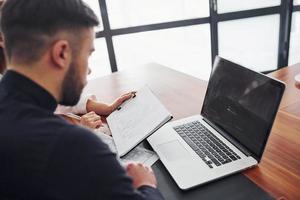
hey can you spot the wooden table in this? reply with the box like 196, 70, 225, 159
84, 63, 300, 200
244, 63, 300, 200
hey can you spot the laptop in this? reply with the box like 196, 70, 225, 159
147, 56, 285, 190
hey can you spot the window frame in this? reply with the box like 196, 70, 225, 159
93, 0, 299, 73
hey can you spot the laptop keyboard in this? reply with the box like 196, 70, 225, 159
174, 121, 241, 169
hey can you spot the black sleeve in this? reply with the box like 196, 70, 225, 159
43, 126, 164, 200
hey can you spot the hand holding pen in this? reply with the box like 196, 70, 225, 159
109, 91, 136, 111
64, 91, 136, 128
66, 112, 102, 129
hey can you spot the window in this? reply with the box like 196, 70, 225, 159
107, 0, 209, 29
87, 39, 111, 80
217, 0, 280, 13
218, 15, 280, 71
289, 12, 300, 65
81, 1, 298, 79
113, 25, 212, 80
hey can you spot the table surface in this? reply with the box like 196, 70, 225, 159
244, 63, 300, 200
84, 63, 300, 200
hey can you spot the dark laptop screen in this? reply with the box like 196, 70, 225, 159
201, 57, 285, 160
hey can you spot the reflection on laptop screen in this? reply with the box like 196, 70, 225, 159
201, 57, 285, 159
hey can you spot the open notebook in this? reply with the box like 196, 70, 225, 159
107, 86, 172, 156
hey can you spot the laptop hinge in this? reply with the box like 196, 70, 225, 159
203, 118, 254, 158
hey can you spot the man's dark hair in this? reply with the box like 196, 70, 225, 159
0, 0, 99, 64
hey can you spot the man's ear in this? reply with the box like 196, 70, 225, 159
50, 40, 72, 70
0, 33, 4, 48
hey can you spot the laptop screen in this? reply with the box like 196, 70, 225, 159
201, 57, 285, 160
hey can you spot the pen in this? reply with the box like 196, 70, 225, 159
66, 113, 81, 120
117, 92, 136, 110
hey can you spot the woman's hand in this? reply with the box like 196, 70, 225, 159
109, 91, 136, 113
86, 91, 136, 116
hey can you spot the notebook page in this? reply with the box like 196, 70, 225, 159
107, 86, 171, 156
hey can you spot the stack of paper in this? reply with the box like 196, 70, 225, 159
94, 130, 158, 167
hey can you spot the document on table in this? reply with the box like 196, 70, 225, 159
107, 86, 172, 156
94, 131, 159, 167
122, 147, 158, 167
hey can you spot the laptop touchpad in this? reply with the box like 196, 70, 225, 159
157, 140, 191, 162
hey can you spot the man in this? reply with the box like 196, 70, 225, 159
0, 0, 135, 130
0, 0, 163, 199
0, 9, 134, 130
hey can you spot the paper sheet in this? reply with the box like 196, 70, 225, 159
94, 131, 159, 167
121, 147, 159, 167
107, 86, 172, 156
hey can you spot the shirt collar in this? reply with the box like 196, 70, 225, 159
1, 70, 57, 111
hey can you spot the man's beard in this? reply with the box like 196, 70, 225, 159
59, 60, 85, 106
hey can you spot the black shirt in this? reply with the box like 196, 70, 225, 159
0, 70, 164, 200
